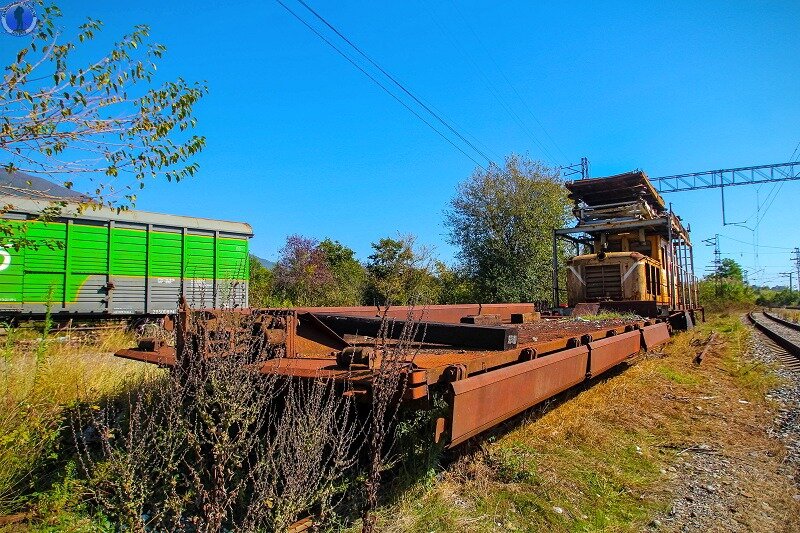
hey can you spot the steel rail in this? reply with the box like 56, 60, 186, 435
762, 310, 800, 332
748, 312, 800, 361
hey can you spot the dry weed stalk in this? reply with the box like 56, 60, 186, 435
361, 304, 427, 533
74, 305, 361, 532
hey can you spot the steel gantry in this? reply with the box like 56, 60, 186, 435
651, 161, 800, 193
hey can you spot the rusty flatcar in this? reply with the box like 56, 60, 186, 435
117, 301, 673, 447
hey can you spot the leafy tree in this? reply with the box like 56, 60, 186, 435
713, 258, 744, 282
273, 235, 335, 306
698, 259, 756, 310
1, 2, 207, 248
317, 238, 367, 306
433, 261, 475, 304
272, 236, 368, 306
445, 154, 570, 303
364, 235, 438, 306
754, 286, 799, 307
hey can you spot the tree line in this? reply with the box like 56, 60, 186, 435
248, 155, 572, 308
698, 257, 800, 310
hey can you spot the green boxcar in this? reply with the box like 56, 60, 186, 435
0, 196, 253, 316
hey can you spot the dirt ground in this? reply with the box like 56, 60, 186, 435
650, 324, 800, 532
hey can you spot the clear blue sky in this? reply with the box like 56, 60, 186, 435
10, 1, 800, 287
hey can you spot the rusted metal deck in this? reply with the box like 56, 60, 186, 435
115, 303, 672, 447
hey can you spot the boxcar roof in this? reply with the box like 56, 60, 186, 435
565, 170, 666, 211
1, 195, 254, 236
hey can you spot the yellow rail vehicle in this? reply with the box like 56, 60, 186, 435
553, 170, 700, 325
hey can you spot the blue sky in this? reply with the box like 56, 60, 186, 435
5, 1, 799, 287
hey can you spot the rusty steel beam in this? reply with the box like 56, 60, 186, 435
293, 303, 536, 324
116, 345, 175, 366
586, 330, 641, 377
641, 322, 670, 350
460, 314, 502, 325
312, 313, 519, 351
448, 346, 590, 446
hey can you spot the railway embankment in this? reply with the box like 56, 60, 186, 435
362, 314, 800, 532
1, 313, 798, 530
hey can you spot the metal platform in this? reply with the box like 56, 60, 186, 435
115, 302, 672, 447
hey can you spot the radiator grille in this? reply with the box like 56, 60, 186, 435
585, 264, 622, 299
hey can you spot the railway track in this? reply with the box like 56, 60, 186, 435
748, 311, 800, 372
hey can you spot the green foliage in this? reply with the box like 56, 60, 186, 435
248, 254, 287, 307
433, 261, 475, 304
754, 287, 800, 307
364, 235, 439, 306
1, 1, 207, 249
318, 238, 368, 306
253, 235, 475, 308
445, 154, 570, 303
713, 258, 744, 282
271, 235, 368, 307
698, 257, 800, 309
698, 258, 756, 310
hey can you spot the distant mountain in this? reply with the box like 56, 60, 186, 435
251, 255, 276, 270
0, 170, 91, 201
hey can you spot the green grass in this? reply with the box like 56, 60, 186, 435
361, 312, 790, 532
0, 322, 151, 524
656, 364, 700, 385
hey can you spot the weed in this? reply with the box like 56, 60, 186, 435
33, 294, 53, 369
773, 308, 800, 324
0, 324, 145, 516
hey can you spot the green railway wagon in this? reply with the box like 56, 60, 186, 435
0, 195, 253, 317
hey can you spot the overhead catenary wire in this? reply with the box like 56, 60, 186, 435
753, 143, 800, 228
722, 143, 800, 274
281, 0, 494, 169
789, 140, 800, 163
719, 234, 793, 250
446, 0, 570, 165
753, 182, 783, 230
721, 250, 794, 256
422, 2, 561, 167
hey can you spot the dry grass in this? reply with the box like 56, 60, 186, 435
367, 314, 799, 532
0, 323, 153, 516
772, 308, 800, 324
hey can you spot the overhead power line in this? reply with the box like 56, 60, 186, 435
719, 234, 793, 250
423, 4, 561, 166
276, 0, 493, 170
446, 0, 570, 164
295, 0, 496, 167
